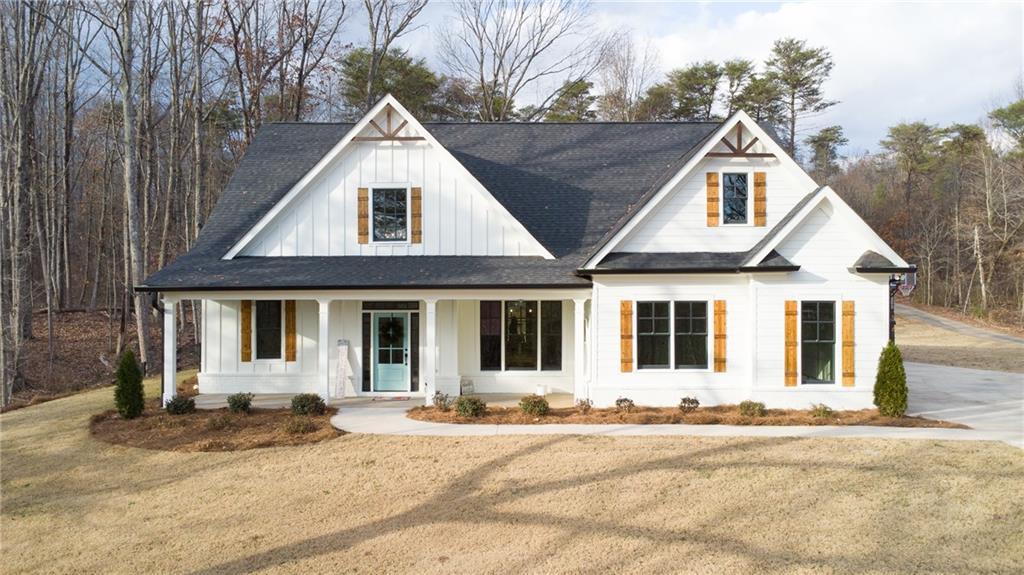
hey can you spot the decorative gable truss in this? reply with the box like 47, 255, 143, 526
225, 95, 553, 259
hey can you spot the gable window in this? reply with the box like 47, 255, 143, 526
801, 301, 835, 384
254, 300, 283, 360
722, 173, 748, 224
636, 301, 710, 370
372, 187, 409, 242
479, 301, 562, 372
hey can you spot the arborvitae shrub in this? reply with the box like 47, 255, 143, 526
874, 342, 908, 417
114, 349, 144, 419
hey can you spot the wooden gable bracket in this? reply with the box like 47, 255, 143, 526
352, 105, 426, 142
706, 122, 776, 158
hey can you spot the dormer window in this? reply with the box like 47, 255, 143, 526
722, 173, 749, 224
372, 187, 410, 242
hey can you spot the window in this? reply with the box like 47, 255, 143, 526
674, 301, 708, 369
372, 187, 408, 242
637, 301, 670, 369
254, 300, 282, 360
479, 301, 562, 371
722, 173, 748, 224
480, 301, 502, 371
636, 300, 710, 370
801, 301, 835, 384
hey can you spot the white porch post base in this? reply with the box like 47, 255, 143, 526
162, 297, 178, 406
424, 299, 437, 405
573, 298, 587, 403
318, 299, 331, 402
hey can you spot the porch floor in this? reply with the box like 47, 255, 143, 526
192, 392, 574, 410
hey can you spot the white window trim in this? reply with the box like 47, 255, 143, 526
252, 299, 286, 363
798, 299, 839, 386
368, 182, 412, 245
719, 169, 755, 227
633, 299, 713, 373
480, 300, 565, 374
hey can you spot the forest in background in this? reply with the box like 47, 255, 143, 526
2, 0, 1022, 405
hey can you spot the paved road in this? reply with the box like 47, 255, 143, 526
896, 303, 1024, 345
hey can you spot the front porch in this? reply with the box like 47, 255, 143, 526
161, 289, 592, 407
192, 392, 576, 410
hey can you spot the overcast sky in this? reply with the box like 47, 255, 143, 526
395, 1, 1022, 154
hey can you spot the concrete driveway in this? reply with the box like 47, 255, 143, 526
906, 362, 1024, 447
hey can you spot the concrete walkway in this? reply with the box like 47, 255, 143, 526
331, 362, 1023, 447
896, 303, 1024, 345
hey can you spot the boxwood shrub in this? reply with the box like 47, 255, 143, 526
454, 396, 486, 418
291, 393, 326, 416
227, 392, 254, 414
519, 394, 550, 416
165, 395, 196, 415
738, 400, 766, 417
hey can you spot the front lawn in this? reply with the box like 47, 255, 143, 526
1, 374, 1022, 574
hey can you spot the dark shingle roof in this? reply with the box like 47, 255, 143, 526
592, 250, 796, 274
141, 121, 725, 290
853, 250, 913, 273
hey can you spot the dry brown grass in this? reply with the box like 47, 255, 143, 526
897, 316, 1024, 373
408, 404, 967, 428
90, 399, 341, 452
2, 373, 1023, 574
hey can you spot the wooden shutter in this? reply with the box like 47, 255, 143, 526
753, 172, 767, 226
842, 301, 855, 386
620, 300, 633, 372
411, 186, 422, 244
784, 300, 797, 386
706, 172, 720, 227
713, 300, 727, 372
240, 300, 253, 362
357, 187, 369, 244
284, 300, 297, 361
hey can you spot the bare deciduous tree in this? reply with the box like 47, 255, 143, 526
596, 33, 658, 121
362, 0, 427, 112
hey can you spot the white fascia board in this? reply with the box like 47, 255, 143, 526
223, 94, 553, 260
743, 186, 909, 268
581, 110, 817, 270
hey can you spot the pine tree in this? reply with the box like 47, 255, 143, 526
873, 342, 908, 417
114, 349, 145, 419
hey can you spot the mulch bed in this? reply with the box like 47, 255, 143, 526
90, 399, 344, 452
408, 404, 967, 428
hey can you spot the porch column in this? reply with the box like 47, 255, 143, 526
424, 298, 437, 405
318, 299, 331, 402
162, 297, 179, 406
573, 298, 587, 402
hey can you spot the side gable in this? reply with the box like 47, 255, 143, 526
581, 111, 817, 269
226, 95, 553, 259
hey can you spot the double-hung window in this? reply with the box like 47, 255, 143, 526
636, 301, 709, 370
254, 300, 283, 360
371, 187, 409, 242
801, 301, 835, 384
722, 173, 749, 224
479, 301, 562, 371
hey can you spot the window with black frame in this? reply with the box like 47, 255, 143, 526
637, 301, 670, 369
504, 301, 537, 369
722, 173, 748, 224
372, 187, 408, 241
479, 301, 562, 371
479, 301, 502, 371
540, 301, 562, 371
254, 300, 282, 360
801, 301, 835, 383
674, 301, 708, 369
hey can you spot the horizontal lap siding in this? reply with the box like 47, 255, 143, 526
620, 158, 808, 253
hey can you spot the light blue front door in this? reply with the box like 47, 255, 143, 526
373, 312, 410, 392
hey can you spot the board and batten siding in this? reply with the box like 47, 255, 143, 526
238, 139, 542, 257
618, 157, 810, 253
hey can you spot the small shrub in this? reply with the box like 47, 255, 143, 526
454, 396, 486, 418
615, 397, 635, 413
519, 394, 550, 416
205, 413, 235, 431
165, 395, 196, 415
678, 396, 700, 413
227, 392, 254, 414
738, 400, 766, 417
874, 342, 908, 417
114, 349, 144, 419
285, 416, 317, 434
291, 393, 326, 416
575, 398, 593, 414
432, 391, 454, 412
810, 403, 835, 418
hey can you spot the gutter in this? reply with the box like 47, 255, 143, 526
579, 265, 799, 275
